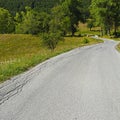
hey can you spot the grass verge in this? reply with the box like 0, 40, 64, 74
0, 34, 103, 83
116, 43, 120, 52
102, 36, 120, 52
102, 35, 120, 41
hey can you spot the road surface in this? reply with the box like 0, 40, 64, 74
1, 38, 120, 120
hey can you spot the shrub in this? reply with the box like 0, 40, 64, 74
42, 32, 64, 50
83, 38, 89, 44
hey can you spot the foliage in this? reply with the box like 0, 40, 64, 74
37, 12, 50, 33
40, 5, 69, 50
50, 5, 71, 36
0, 0, 93, 36
83, 38, 89, 44
0, 0, 120, 37
60, 0, 85, 36
0, 0, 62, 15
42, 32, 64, 50
15, 7, 50, 34
0, 8, 14, 33
90, 0, 120, 36
81, 0, 92, 19
15, 7, 39, 34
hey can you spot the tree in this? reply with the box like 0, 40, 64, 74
90, 0, 120, 36
36, 12, 50, 33
50, 5, 70, 36
81, 0, 91, 19
69, 0, 81, 36
61, 0, 84, 36
15, 7, 38, 34
87, 19, 95, 31
15, 7, 50, 34
0, 0, 62, 15
90, 0, 111, 35
110, 0, 120, 36
41, 5, 67, 50
0, 8, 14, 33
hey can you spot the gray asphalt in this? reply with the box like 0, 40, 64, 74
0, 38, 120, 120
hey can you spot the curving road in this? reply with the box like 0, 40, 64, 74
1, 38, 120, 120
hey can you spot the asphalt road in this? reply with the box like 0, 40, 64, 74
1, 38, 120, 120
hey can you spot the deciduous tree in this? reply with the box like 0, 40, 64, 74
0, 8, 14, 33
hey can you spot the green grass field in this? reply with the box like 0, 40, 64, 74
0, 34, 103, 82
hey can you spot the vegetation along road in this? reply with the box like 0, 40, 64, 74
0, 0, 120, 119
0, 38, 120, 120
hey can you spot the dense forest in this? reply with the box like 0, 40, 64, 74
0, 0, 120, 49
0, 0, 63, 14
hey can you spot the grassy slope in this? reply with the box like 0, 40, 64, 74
0, 34, 103, 82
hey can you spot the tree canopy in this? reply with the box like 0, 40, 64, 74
0, 0, 62, 15
0, 8, 14, 33
90, 0, 120, 36
0, 0, 120, 37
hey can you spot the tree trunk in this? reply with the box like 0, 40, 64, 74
90, 27, 92, 31
107, 28, 111, 36
71, 25, 76, 36
114, 20, 118, 37
100, 27, 103, 36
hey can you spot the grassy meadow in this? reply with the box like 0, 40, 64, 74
0, 34, 103, 82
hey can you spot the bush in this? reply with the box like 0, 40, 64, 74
83, 38, 89, 44
42, 32, 64, 50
